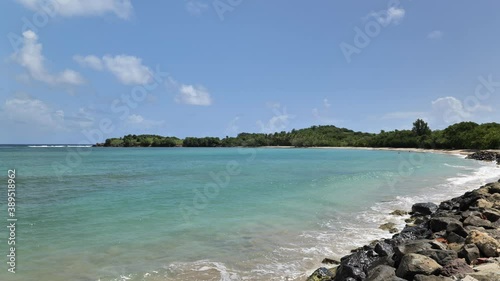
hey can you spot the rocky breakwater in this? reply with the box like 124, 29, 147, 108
307, 180, 500, 281
466, 151, 500, 165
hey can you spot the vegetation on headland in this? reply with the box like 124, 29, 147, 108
98, 120, 500, 150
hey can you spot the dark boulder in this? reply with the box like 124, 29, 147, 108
446, 232, 466, 243
321, 258, 340, 265
306, 267, 336, 281
466, 151, 499, 162
416, 249, 458, 266
458, 244, 480, 264
412, 203, 439, 215
446, 221, 468, 238
430, 217, 462, 232
374, 241, 394, 257
334, 250, 381, 281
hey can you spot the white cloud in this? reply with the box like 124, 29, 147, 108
103, 55, 152, 85
127, 114, 144, 124
185, 1, 208, 15
15, 0, 133, 19
431, 96, 492, 126
176, 84, 213, 106
428, 30, 443, 39
1, 96, 65, 131
74, 54, 153, 85
11, 30, 84, 86
370, 6, 406, 26
166, 77, 213, 106
126, 114, 164, 128
73, 55, 103, 70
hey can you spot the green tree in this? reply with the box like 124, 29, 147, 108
412, 119, 431, 136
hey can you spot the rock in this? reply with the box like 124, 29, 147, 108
374, 241, 394, 257
394, 225, 433, 244
486, 181, 500, 193
365, 265, 395, 281
430, 240, 449, 251
466, 151, 499, 162
448, 242, 466, 252
416, 249, 458, 266
447, 232, 466, 243
412, 203, 439, 215
335, 250, 381, 280
483, 229, 500, 241
465, 230, 500, 257
438, 258, 474, 277
482, 208, 500, 222
446, 221, 469, 238
475, 199, 494, 209
394, 241, 433, 265
306, 267, 336, 281
395, 253, 442, 280
460, 276, 480, 281
321, 258, 340, 265
380, 222, 398, 233
413, 274, 454, 281
469, 260, 500, 280
473, 261, 500, 273
458, 244, 481, 264
461, 210, 483, 220
391, 210, 408, 216
464, 216, 493, 229
430, 217, 463, 232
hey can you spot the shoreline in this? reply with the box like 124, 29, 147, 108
306, 173, 500, 281
262, 146, 500, 157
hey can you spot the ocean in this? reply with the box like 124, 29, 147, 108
0, 146, 499, 281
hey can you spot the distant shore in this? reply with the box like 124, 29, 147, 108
261, 146, 500, 156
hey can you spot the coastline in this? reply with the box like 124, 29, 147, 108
261, 146, 500, 157
306, 172, 500, 280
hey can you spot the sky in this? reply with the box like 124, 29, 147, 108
0, 0, 499, 144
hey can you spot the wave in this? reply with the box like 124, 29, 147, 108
28, 145, 92, 148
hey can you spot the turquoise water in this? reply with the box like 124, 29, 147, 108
0, 147, 499, 281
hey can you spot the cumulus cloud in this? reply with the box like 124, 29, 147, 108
73, 55, 103, 70
74, 54, 153, 85
166, 77, 213, 106
11, 30, 84, 86
428, 30, 443, 39
15, 0, 133, 19
370, 6, 406, 26
176, 85, 212, 106
431, 96, 492, 125
126, 114, 164, 128
185, 1, 208, 15
1, 96, 65, 131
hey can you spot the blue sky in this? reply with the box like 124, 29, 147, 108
1, 0, 499, 144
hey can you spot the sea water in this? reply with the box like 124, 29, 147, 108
0, 147, 499, 281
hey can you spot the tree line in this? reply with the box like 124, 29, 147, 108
101, 120, 500, 150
